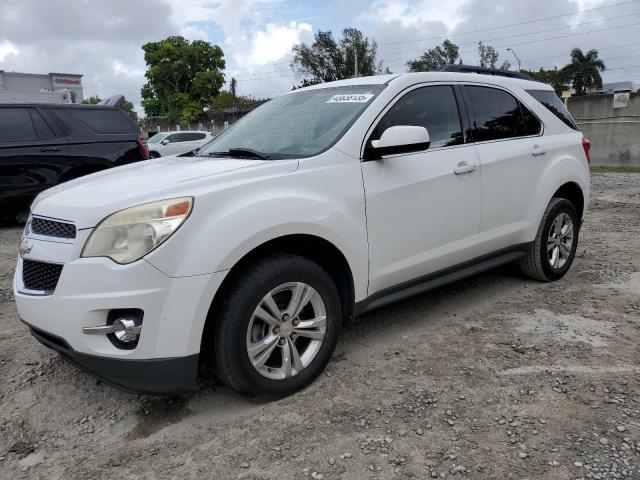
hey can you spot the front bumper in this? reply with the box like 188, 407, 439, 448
14, 231, 228, 394
27, 322, 199, 394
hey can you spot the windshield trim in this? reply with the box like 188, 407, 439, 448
198, 84, 387, 160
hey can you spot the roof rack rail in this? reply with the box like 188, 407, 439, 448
438, 64, 534, 81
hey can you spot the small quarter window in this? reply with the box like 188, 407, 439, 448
527, 89, 578, 130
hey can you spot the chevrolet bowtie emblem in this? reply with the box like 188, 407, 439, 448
19, 242, 33, 257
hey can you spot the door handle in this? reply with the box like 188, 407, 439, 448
40, 147, 60, 152
454, 161, 479, 175
531, 145, 546, 157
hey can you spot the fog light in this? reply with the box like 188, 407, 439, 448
112, 318, 141, 343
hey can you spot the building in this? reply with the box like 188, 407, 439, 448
0, 71, 84, 104
599, 81, 640, 94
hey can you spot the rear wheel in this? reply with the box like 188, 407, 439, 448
149, 151, 161, 159
519, 197, 579, 282
210, 254, 341, 399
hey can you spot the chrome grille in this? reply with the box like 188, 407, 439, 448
22, 260, 63, 293
31, 217, 76, 239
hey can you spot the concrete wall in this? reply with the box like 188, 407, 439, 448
567, 94, 640, 167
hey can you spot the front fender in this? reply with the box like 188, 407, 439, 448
145, 157, 369, 301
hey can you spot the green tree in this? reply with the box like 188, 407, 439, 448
477, 42, 511, 70
520, 67, 570, 95
209, 90, 262, 109
407, 40, 460, 72
291, 28, 385, 86
141, 36, 225, 123
81, 95, 102, 105
561, 48, 606, 96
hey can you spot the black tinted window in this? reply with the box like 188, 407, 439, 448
371, 85, 463, 149
165, 134, 181, 142
73, 108, 134, 134
29, 110, 55, 139
521, 104, 542, 136
527, 90, 578, 130
191, 133, 206, 141
0, 108, 37, 142
465, 86, 527, 142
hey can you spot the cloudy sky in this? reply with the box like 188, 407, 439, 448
1, 0, 639, 114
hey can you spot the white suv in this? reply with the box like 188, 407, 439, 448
147, 130, 214, 158
14, 71, 590, 397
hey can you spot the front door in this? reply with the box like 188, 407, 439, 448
361, 84, 482, 295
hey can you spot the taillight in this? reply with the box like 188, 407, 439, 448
582, 137, 592, 165
138, 133, 149, 159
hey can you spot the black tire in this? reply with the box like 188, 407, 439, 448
519, 197, 579, 282
149, 152, 161, 159
210, 254, 342, 399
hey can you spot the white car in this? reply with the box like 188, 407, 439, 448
14, 69, 590, 397
147, 130, 214, 158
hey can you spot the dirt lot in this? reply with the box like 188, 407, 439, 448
0, 172, 639, 480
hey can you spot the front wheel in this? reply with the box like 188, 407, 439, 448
210, 254, 341, 399
519, 197, 579, 282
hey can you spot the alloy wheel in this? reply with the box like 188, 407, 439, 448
246, 282, 327, 380
547, 212, 574, 269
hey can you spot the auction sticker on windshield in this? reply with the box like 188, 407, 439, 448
326, 94, 374, 103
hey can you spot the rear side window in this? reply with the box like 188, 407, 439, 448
464, 86, 528, 142
29, 110, 55, 139
0, 108, 38, 142
527, 90, 578, 130
73, 108, 134, 134
371, 85, 463, 149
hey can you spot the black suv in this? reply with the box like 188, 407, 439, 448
0, 96, 148, 219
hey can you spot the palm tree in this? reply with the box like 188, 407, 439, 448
562, 48, 606, 96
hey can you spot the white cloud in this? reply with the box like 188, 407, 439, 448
364, 0, 468, 30
0, 40, 18, 61
238, 21, 313, 66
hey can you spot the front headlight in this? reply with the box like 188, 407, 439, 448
82, 197, 193, 264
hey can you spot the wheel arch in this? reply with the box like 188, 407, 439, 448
200, 234, 356, 358
552, 181, 585, 222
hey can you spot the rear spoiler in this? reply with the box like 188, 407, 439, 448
100, 95, 125, 108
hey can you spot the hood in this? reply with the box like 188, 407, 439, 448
32, 155, 299, 228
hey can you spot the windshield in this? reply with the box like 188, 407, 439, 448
148, 133, 168, 144
198, 85, 385, 159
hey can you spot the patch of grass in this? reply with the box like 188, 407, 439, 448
591, 166, 640, 174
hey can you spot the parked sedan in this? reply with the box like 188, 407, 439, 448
147, 131, 214, 158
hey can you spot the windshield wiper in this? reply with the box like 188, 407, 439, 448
207, 148, 271, 160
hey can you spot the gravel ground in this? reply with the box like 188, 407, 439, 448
0, 172, 639, 480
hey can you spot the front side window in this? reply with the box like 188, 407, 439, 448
465, 86, 532, 142
370, 85, 463, 150
147, 133, 167, 144
198, 85, 385, 159
0, 108, 37, 142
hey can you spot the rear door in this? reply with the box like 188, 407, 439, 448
362, 84, 482, 294
0, 107, 69, 212
461, 84, 544, 254
161, 133, 184, 155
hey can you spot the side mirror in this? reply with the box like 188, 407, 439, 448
368, 126, 430, 159
161, 139, 170, 145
